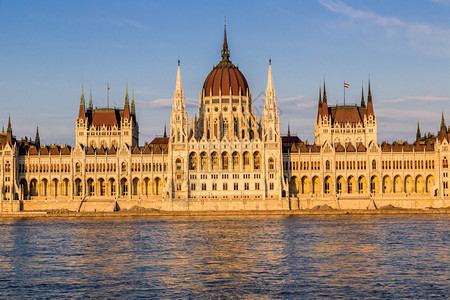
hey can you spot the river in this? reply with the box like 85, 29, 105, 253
0, 215, 448, 298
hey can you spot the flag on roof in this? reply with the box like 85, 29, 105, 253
344, 82, 350, 88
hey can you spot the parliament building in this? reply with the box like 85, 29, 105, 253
1, 28, 449, 212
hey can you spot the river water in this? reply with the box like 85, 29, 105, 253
0, 215, 448, 299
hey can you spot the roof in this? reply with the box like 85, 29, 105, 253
91, 109, 121, 127
150, 137, 169, 145
329, 105, 366, 125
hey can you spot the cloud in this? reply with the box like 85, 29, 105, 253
319, 0, 450, 56
381, 95, 450, 103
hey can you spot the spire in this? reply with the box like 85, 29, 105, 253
174, 59, 184, 99
80, 83, 85, 105
125, 83, 129, 105
266, 59, 275, 97
367, 79, 374, 116
287, 123, 291, 137
35, 126, 40, 148
322, 81, 328, 117
221, 22, 230, 61
124, 84, 130, 119
317, 87, 322, 120
361, 86, 365, 107
131, 88, 135, 114
7, 115, 12, 134
89, 88, 93, 110
416, 122, 421, 141
440, 111, 447, 132
163, 124, 167, 138
78, 84, 85, 119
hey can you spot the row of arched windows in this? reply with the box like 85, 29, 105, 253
188, 151, 268, 171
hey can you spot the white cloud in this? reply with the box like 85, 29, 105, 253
381, 95, 450, 103
319, 0, 450, 56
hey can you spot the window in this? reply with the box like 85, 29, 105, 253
326, 160, 330, 170
223, 183, 228, 190
269, 158, 275, 170
269, 183, 274, 190
202, 183, 206, 191
177, 184, 181, 191
190, 183, 196, 191
212, 183, 217, 191
244, 183, 249, 190
255, 183, 260, 190
234, 183, 238, 190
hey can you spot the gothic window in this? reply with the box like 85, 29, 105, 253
176, 158, 182, 171
211, 152, 219, 170
232, 152, 240, 170
223, 119, 229, 139
243, 152, 250, 170
326, 160, 330, 170
76, 162, 81, 173
269, 157, 275, 170
214, 119, 218, 138
253, 152, 261, 170
200, 152, 208, 170
222, 152, 229, 170
443, 157, 448, 168
189, 152, 197, 171
249, 130, 254, 139
372, 160, 377, 170
121, 162, 127, 172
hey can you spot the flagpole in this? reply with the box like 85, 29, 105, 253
344, 81, 346, 105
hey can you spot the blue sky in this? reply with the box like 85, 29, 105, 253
1, 0, 449, 145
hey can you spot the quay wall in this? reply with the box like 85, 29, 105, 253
6, 196, 449, 213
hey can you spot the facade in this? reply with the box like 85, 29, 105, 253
0, 28, 449, 212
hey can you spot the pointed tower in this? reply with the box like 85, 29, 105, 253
35, 126, 40, 148
287, 123, 291, 137
164, 124, 167, 138
123, 84, 130, 119
170, 60, 188, 144
7, 116, 12, 134
367, 80, 374, 116
262, 59, 280, 143
78, 84, 85, 119
5, 116, 13, 145
361, 86, 365, 107
439, 111, 447, 140
322, 81, 328, 117
88, 88, 93, 110
416, 122, 421, 141
317, 87, 322, 121
131, 89, 135, 115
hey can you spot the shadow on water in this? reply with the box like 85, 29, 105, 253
0, 215, 448, 298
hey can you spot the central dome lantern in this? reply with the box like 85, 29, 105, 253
202, 26, 249, 97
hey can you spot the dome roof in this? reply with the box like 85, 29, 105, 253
202, 27, 249, 97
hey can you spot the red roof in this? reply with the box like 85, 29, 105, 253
91, 109, 120, 127
150, 137, 169, 145
330, 105, 366, 125
335, 143, 345, 152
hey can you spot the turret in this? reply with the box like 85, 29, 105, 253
124, 84, 130, 119
131, 89, 135, 115
367, 80, 374, 116
78, 84, 85, 119
416, 122, 421, 141
317, 87, 322, 121
439, 111, 447, 140
322, 81, 328, 117
35, 126, 40, 148
361, 86, 365, 107
262, 59, 280, 142
88, 88, 93, 110
170, 60, 187, 143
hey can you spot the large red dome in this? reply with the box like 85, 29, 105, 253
202, 27, 248, 97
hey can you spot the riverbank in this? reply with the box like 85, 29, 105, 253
1, 208, 449, 218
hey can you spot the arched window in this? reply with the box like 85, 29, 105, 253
189, 152, 197, 171
372, 160, 377, 170
223, 119, 229, 139
443, 157, 448, 168
269, 157, 275, 170
326, 160, 330, 170
121, 162, 127, 172
176, 158, 182, 171
76, 162, 81, 173
214, 119, 218, 138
